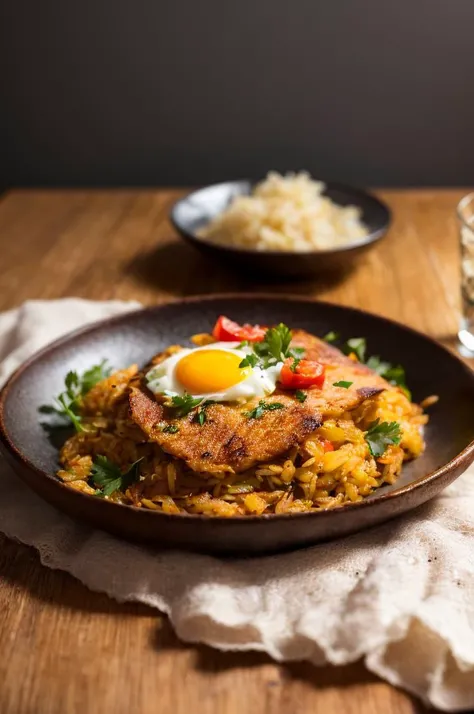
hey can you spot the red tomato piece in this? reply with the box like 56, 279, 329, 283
320, 438, 335, 452
212, 316, 267, 343
279, 358, 326, 389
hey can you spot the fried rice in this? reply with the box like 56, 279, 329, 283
56, 355, 428, 517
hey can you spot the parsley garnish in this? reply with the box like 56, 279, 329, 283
194, 400, 216, 426
333, 380, 353, 389
91, 455, 143, 497
239, 353, 259, 369
255, 323, 292, 365
323, 332, 411, 397
80, 360, 113, 394
164, 394, 217, 423
39, 360, 112, 432
365, 357, 410, 398
365, 355, 391, 375
166, 392, 203, 417
364, 419, 402, 458
295, 390, 307, 403
245, 400, 285, 419
290, 357, 302, 373
344, 337, 366, 363
162, 424, 179, 434
382, 365, 411, 398
240, 323, 305, 369
289, 346, 305, 358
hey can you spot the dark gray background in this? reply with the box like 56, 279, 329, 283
2, 0, 473, 187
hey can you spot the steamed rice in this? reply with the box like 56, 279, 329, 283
198, 172, 368, 252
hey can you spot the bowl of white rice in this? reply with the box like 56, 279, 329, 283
170, 172, 390, 278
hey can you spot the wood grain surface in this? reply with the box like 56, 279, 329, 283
0, 188, 469, 714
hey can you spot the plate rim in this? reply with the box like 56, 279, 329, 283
1, 293, 473, 525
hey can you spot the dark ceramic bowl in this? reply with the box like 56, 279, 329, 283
170, 180, 391, 278
1, 296, 474, 555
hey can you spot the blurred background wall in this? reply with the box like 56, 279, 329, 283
2, 0, 473, 188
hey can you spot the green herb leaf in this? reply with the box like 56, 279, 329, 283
239, 353, 259, 369
194, 399, 216, 426
323, 331, 339, 343
65, 370, 80, 396
333, 380, 353, 389
365, 419, 402, 458
162, 424, 179, 434
257, 323, 292, 362
290, 357, 301, 373
295, 390, 307, 403
365, 357, 411, 398
80, 359, 112, 394
383, 364, 409, 390
197, 411, 206, 426
55, 393, 84, 433
365, 355, 392, 376
39, 360, 112, 432
344, 337, 366, 362
236, 340, 249, 349
166, 392, 203, 418
38, 405, 57, 415
247, 323, 304, 369
340, 335, 411, 398
245, 400, 285, 420
288, 346, 305, 359
91, 455, 143, 497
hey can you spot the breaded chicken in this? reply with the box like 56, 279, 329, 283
129, 388, 321, 474
129, 330, 390, 473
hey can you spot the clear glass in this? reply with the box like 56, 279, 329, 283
458, 193, 474, 355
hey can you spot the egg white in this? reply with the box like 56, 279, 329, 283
145, 341, 282, 402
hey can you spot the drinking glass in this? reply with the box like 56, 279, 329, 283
458, 193, 474, 355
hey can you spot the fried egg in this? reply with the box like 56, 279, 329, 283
146, 342, 282, 402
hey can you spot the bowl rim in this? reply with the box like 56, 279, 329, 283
1, 293, 473, 525
170, 179, 391, 257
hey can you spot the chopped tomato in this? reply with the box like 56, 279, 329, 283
212, 316, 267, 343
279, 358, 325, 389
320, 438, 334, 452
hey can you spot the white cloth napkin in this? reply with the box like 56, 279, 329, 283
1, 299, 473, 712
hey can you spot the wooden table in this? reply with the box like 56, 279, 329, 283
0, 188, 469, 714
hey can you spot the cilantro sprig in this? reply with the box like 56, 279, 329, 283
162, 424, 179, 434
333, 380, 353, 389
245, 400, 285, 420
324, 333, 411, 397
239, 353, 259, 369
165, 392, 203, 417
80, 360, 113, 394
163, 392, 216, 425
238, 323, 305, 371
39, 360, 112, 432
194, 399, 216, 425
366, 355, 410, 397
344, 337, 367, 363
256, 323, 293, 364
290, 357, 302, 373
91, 455, 143, 497
295, 390, 307, 403
364, 419, 402, 458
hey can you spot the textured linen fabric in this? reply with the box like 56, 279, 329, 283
0, 299, 473, 711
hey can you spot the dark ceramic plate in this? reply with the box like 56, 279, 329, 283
1, 296, 473, 555
170, 180, 391, 278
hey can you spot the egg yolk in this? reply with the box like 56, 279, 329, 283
175, 350, 251, 395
